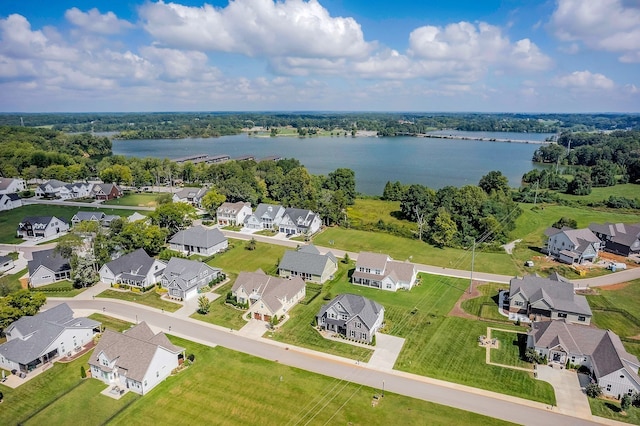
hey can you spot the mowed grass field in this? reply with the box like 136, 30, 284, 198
555, 183, 640, 203
107, 338, 515, 426
0, 204, 133, 243
97, 289, 182, 312
103, 193, 158, 207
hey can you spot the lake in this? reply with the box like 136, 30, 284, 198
112, 132, 554, 195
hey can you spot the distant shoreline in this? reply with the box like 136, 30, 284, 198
418, 133, 553, 144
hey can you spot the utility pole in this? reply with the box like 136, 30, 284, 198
533, 180, 539, 206
469, 238, 475, 294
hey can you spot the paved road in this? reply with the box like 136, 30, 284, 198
22, 198, 155, 211
48, 298, 600, 425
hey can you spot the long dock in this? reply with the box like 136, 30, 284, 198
417, 134, 553, 144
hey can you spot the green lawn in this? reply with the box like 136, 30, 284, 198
88, 313, 133, 332
0, 204, 132, 243
461, 283, 511, 322
314, 227, 519, 275
490, 330, 531, 369
347, 198, 414, 234
96, 289, 182, 312
206, 239, 287, 275
30, 280, 87, 297
0, 267, 27, 294
103, 193, 158, 207
190, 281, 248, 330
24, 379, 139, 426
555, 184, 640, 204
589, 397, 640, 425
0, 352, 92, 425
108, 338, 514, 426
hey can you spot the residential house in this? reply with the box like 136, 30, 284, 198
278, 245, 337, 284
217, 201, 252, 226
93, 183, 123, 200
89, 322, 184, 395
0, 177, 26, 194
161, 258, 222, 300
169, 225, 228, 256
528, 320, 640, 398
277, 208, 322, 236
65, 181, 93, 199
101, 214, 121, 227
231, 270, 306, 322
99, 248, 166, 288
35, 179, 69, 198
352, 251, 417, 292
0, 303, 101, 375
28, 248, 72, 287
244, 203, 285, 230
71, 211, 106, 226
172, 187, 208, 208
17, 216, 69, 239
508, 274, 592, 324
545, 227, 602, 264
316, 294, 384, 344
0, 255, 14, 273
0, 193, 22, 211
127, 212, 149, 223
589, 222, 640, 257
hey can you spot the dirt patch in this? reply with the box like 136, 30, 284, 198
599, 281, 631, 291
448, 282, 483, 320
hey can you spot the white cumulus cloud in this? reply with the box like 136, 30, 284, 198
553, 70, 615, 90
65, 7, 134, 35
549, 0, 640, 62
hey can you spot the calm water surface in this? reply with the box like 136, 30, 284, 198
112, 132, 552, 195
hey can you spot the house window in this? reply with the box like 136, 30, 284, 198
606, 384, 611, 391
361, 333, 367, 340
355, 322, 361, 328
557, 312, 567, 318
350, 330, 355, 337
386, 284, 392, 289
341, 315, 348, 320
578, 316, 586, 321
102, 358, 109, 366
514, 301, 523, 306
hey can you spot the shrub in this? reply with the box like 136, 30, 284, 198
0, 390, 3, 401
632, 392, 640, 408
187, 354, 195, 362
131, 287, 141, 293
621, 394, 632, 412
80, 366, 86, 378
585, 383, 602, 398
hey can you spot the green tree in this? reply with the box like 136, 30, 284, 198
197, 295, 211, 314
326, 168, 356, 205
118, 221, 168, 255
54, 233, 83, 259
245, 238, 257, 251
155, 193, 173, 205
590, 160, 617, 187
585, 383, 602, 398
478, 170, 510, 194
80, 366, 87, 378
150, 202, 196, 234
342, 253, 350, 264
0, 289, 47, 331
100, 164, 133, 185
430, 208, 457, 247
552, 217, 577, 229
202, 189, 226, 217
567, 171, 592, 195
72, 255, 99, 288
621, 394, 632, 412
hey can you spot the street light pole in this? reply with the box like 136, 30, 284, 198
382, 380, 385, 397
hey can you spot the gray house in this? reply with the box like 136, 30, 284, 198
99, 248, 166, 288
316, 294, 384, 344
545, 227, 601, 264
529, 320, 640, 398
71, 211, 106, 226
244, 203, 285, 230
0, 303, 101, 374
172, 187, 208, 207
278, 245, 337, 284
161, 258, 222, 300
589, 222, 640, 257
17, 216, 69, 239
508, 274, 592, 324
169, 225, 228, 256
28, 248, 72, 287
278, 208, 322, 236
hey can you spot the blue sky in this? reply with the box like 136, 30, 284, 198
0, 0, 638, 112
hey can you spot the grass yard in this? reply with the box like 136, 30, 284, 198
0, 267, 27, 293
0, 204, 132, 243
490, 330, 531, 369
314, 227, 518, 275
588, 397, 640, 425
108, 338, 514, 426
190, 281, 248, 330
347, 198, 414, 233
461, 283, 511, 322
206, 239, 287, 275
24, 379, 139, 426
103, 193, 158, 207
30, 280, 87, 297
96, 289, 182, 312
0, 352, 92, 425
88, 313, 133, 332
555, 184, 640, 204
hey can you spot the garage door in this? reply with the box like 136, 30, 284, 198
263, 315, 271, 322
254, 312, 261, 320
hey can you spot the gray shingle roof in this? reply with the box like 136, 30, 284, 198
590, 222, 640, 249
530, 320, 640, 383
39, 179, 68, 190
73, 211, 106, 222
0, 178, 19, 191
89, 322, 183, 382
317, 294, 384, 330
162, 258, 220, 291
103, 248, 158, 276
279, 245, 337, 276
174, 187, 207, 201
232, 271, 305, 314
0, 303, 100, 364
28, 248, 71, 276
282, 208, 318, 230
510, 275, 592, 316
355, 252, 389, 271
169, 226, 227, 249
253, 203, 284, 220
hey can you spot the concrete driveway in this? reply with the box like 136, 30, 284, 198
368, 333, 405, 370
535, 364, 592, 419
239, 318, 270, 338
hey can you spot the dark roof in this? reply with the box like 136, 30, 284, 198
73, 211, 106, 221
162, 258, 220, 291
0, 304, 100, 364
104, 248, 158, 276
169, 226, 227, 249
0, 255, 11, 264
39, 179, 68, 190
28, 248, 71, 275
509, 275, 592, 316
279, 245, 337, 276
282, 208, 318, 230
317, 294, 384, 330
4, 193, 20, 201
589, 222, 640, 249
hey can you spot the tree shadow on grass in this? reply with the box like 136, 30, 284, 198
605, 402, 622, 413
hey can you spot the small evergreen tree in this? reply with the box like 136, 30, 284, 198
585, 383, 602, 398
80, 366, 86, 378
197, 295, 211, 315
621, 394, 632, 412
342, 253, 350, 264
